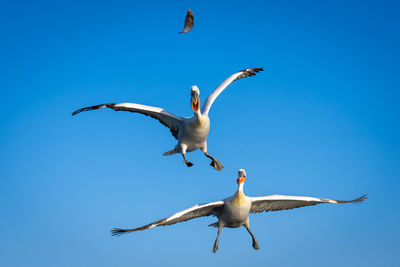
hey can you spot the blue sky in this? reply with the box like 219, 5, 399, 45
1, 0, 399, 266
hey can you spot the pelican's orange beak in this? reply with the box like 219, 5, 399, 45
236, 176, 246, 184
191, 96, 200, 112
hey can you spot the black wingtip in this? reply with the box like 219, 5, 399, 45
233, 67, 264, 82
71, 107, 89, 116
71, 103, 115, 117
251, 67, 264, 73
336, 194, 368, 204
242, 67, 264, 74
111, 228, 129, 236
353, 194, 368, 203
71, 110, 80, 116
357, 194, 368, 202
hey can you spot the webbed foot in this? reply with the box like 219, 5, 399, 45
212, 243, 218, 253
210, 159, 224, 171
184, 161, 194, 167
253, 240, 259, 250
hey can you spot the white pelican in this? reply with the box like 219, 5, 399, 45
111, 169, 367, 253
178, 9, 194, 34
72, 68, 263, 170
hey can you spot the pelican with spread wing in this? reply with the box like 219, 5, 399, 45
111, 169, 367, 253
72, 68, 263, 170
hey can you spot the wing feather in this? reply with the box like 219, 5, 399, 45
72, 102, 183, 139
179, 9, 194, 34
111, 201, 224, 236
250, 194, 367, 213
201, 67, 263, 115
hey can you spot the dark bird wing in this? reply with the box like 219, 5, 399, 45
250, 194, 367, 213
111, 201, 224, 236
179, 9, 194, 33
201, 68, 264, 115
72, 102, 183, 139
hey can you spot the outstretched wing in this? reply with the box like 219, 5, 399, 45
111, 201, 224, 236
178, 9, 194, 34
250, 194, 367, 213
72, 102, 183, 139
201, 67, 264, 116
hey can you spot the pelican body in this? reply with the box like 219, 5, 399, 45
72, 68, 263, 170
111, 169, 367, 253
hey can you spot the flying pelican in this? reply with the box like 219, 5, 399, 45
178, 9, 194, 34
111, 169, 367, 253
72, 68, 263, 170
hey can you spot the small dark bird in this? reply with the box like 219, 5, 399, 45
178, 9, 194, 34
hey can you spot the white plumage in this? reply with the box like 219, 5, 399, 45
72, 68, 263, 170
111, 169, 366, 253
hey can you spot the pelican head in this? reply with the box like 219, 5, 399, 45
191, 85, 200, 113
237, 169, 246, 184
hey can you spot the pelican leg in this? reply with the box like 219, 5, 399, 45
204, 152, 224, 171
212, 225, 223, 253
181, 153, 194, 167
180, 145, 194, 167
244, 225, 259, 250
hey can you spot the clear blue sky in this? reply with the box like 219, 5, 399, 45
1, 0, 399, 266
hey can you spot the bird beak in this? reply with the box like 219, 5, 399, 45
236, 176, 246, 184
191, 95, 200, 112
